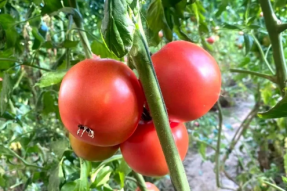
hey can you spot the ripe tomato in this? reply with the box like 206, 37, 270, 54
135, 182, 159, 191
120, 121, 189, 177
206, 36, 215, 44
59, 59, 144, 146
151, 41, 221, 121
69, 134, 119, 161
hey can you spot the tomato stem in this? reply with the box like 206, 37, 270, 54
68, 0, 93, 59
129, 2, 190, 191
132, 171, 148, 191
259, 0, 287, 95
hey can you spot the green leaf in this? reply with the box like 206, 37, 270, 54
0, 73, 12, 115
275, 0, 287, 8
215, 0, 229, 17
36, 71, 66, 88
147, 0, 165, 33
32, 27, 45, 50
0, 14, 15, 29
0, 0, 7, 9
60, 40, 80, 48
258, 96, 287, 119
61, 181, 78, 191
77, 160, 91, 191
101, 0, 135, 58
243, 33, 253, 55
48, 163, 64, 191
198, 141, 206, 160
115, 159, 131, 188
42, 0, 63, 15
92, 166, 113, 187
91, 40, 118, 59
222, 23, 242, 30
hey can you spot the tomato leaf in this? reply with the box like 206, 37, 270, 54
60, 40, 80, 48
101, 0, 135, 58
114, 159, 131, 188
91, 166, 113, 188
41, 0, 63, 15
0, 73, 12, 115
215, 0, 229, 17
91, 40, 118, 59
0, 0, 7, 8
36, 71, 66, 88
258, 96, 287, 119
243, 33, 253, 55
48, 163, 64, 191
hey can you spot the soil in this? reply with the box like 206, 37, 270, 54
159, 95, 255, 191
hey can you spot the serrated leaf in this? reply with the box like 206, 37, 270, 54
0, 73, 12, 115
36, 71, 66, 88
48, 163, 64, 191
258, 96, 287, 119
101, 0, 135, 58
91, 40, 118, 59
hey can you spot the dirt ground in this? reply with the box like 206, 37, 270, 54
160, 95, 255, 191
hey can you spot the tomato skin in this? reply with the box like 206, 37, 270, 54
135, 182, 159, 191
120, 121, 189, 177
69, 134, 119, 161
206, 36, 215, 44
151, 41, 221, 122
59, 59, 144, 146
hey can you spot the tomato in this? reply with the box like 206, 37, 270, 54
59, 59, 144, 146
120, 121, 189, 177
135, 182, 159, 191
69, 134, 119, 161
151, 41, 221, 122
206, 36, 215, 44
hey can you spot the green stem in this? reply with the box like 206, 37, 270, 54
230, 69, 277, 83
132, 171, 148, 191
68, 0, 92, 59
130, 11, 190, 191
250, 34, 274, 74
261, 181, 285, 191
79, 159, 90, 190
66, 15, 74, 69
259, 0, 287, 95
215, 101, 223, 188
277, 23, 287, 33
0, 58, 50, 71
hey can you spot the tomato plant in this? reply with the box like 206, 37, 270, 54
69, 134, 119, 161
59, 59, 144, 146
151, 41, 221, 122
120, 120, 189, 177
135, 182, 159, 191
206, 36, 215, 44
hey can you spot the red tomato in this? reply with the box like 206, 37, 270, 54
59, 59, 144, 146
120, 121, 189, 177
135, 182, 159, 191
206, 36, 215, 44
69, 134, 119, 161
151, 41, 221, 122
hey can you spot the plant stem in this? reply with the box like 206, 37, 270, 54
130, 11, 190, 191
230, 69, 277, 83
277, 23, 287, 33
262, 181, 285, 191
132, 171, 148, 191
68, 0, 92, 59
259, 0, 287, 95
66, 14, 74, 69
215, 101, 223, 188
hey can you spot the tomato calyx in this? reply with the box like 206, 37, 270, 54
77, 124, 94, 138
141, 107, 152, 122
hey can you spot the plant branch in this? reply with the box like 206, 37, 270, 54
260, 0, 287, 95
215, 101, 223, 188
230, 69, 277, 83
222, 102, 260, 163
277, 23, 287, 34
130, 4, 190, 191
68, 0, 92, 59
66, 14, 74, 69
132, 171, 148, 191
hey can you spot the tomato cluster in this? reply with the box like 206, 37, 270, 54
58, 41, 221, 178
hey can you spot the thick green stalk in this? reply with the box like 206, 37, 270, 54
132, 171, 148, 191
130, 16, 190, 191
68, 0, 92, 59
259, 0, 287, 95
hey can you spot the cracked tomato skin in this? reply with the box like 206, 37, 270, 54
59, 58, 144, 146
69, 134, 119, 161
135, 182, 159, 191
151, 41, 221, 122
120, 120, 189, 177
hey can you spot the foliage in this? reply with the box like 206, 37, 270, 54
1, 0, 287, 190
